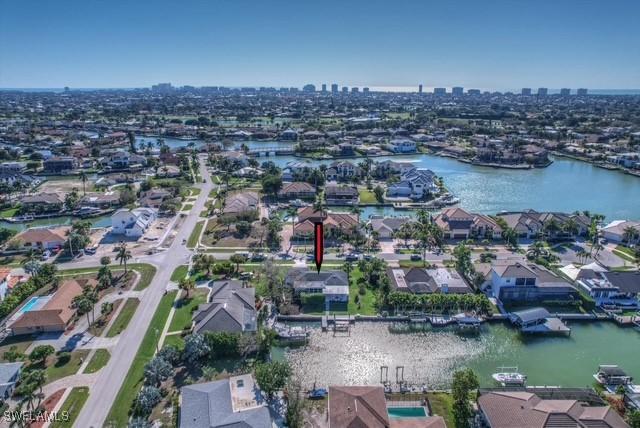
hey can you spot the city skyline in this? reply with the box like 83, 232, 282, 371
1, 0, 640, 89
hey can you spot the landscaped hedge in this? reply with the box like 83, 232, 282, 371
0, 265, 57, 321
300, 293, 325, 307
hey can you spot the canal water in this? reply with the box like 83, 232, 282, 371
0, 215, 111, 232
274, 322, 640, 389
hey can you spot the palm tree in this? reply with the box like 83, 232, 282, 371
350, 205, 363, 224
342, 262, 353, 282
563, 218, 579, 237
178, 277, 195, 298
623, 226, 640, 245
115, 242, 132, 274
527, 240, 546, 259
80, 171, 87, 196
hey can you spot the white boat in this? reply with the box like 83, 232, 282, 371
492, 367, 527, 386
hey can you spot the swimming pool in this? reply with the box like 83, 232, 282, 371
387, 407, 427, 418
12, 296, 51, 320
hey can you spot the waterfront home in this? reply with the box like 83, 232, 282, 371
285, 268, 349, 304
482, 261, 579, 303
577, 270, 640, 308
233, 166, 263, 178
43, 156, 78, 174
388, 267, 472, 294
10, 227, 69, 251
180, 374, 272, 428
386, 138, 417, 153
221, 192, 259, 219
325, 161, 361, 181
373, 160, 415, 178
477, 389, 629, 428
0, 268, 28, 301
328, 142, 355, 156
0, 162, 26, 175
277, 181, 316, 200
280, 128, 298, 140
386, 168, 438, 200
368, 216, 414, 239
508, 307, 570, 334
324, 184, 359, 205
10, 278, 94, 336
434, 207, 502, 239
496, 210, 590, 239
20, 192, 64, 213
601, 220, 640, 244
607, 152, 640, 169
110, 207, 157, 238
139, 188, 172, 209
101, 151, 147, 169
192, 280, 257, 335
80, 191, 121, 208
293, 208, 358, 240
328, 386, 390, 428
214, 151, 249, 167
0, 362, 23, 400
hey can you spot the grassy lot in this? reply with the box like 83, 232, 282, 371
358, 189, 379, 204
0, 207, 18, 218
44, 350, 90, 383
163, 333, 185, 351
51, 387, 89, 428
182, 203, 194, 211
189, 187, 201, 196
347, 268, 378, 315
399, 259, 427, 268
106, 291, 177, 427
613, 245, 637, 263
106, 298, 140, 337
169, 288, 208, 332
83, 349, 110, 374
0, 335, 35, 362
187, 221, 204, 248
427, 392, 454, 427
58, 264, 156, 291
170, 265, 189, 282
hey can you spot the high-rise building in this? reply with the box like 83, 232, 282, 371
341, 86, 348, 94
560, 88, 571, 96
151, 82, 173, 92
351, 87, 359, 94
321, 84, 327, 93
302, 84, 316, 93
362, 87, 370, 94
577, 88, 588, 96
418, 84, 423, 94
537, 87, 548, 96
521, 88, 532, 96
331, 83, 339, 94
452, 86, 464, 96
433, 87, 447, 95
467, 89, 481, 95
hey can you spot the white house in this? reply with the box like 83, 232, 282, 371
386, 138, 417, 153
387, 168, 438, 200
111, 208, 157, 238
601, 220, 640, 244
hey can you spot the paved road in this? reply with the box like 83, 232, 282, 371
73, 156, 213, 428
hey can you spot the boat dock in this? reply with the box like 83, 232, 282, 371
509, 308, 571, 336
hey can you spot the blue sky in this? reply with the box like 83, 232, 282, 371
1, 0, 639, 89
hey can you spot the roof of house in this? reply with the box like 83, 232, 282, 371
328, 385, 390, 428
180, 375, 271, 428
223, 192, 259, 215
478, 390, 629, 428
325, 184, 359, 197
286, 269, 348, 291
601, 271, 640, 294
13, 227, 68, 245
279, 181, 316, 194
193, 281, 256, 334
389, 267, 472, 294
20, 192, 63, 205
369, 217, 413, 234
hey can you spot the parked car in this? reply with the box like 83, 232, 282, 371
410, 254, 422, 261
345, 253, 360, 262
250, 253, 266, 262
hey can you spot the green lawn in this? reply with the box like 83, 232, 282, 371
170, 265, 189, 282
182, 203, 194, 211
168, 288, 207, 332
358, 189, 379, 204
427, 392, 454, 427
0, 335, 35, 362
44, 350, 90, 383
58, 264, 156, 291
106, 298, 140, 337
83, 349, 110, 374
187, 221, 204, 248
189, 187, 201, 196
51, 387, 89, 428
0, 207, 18, 218
163, 334, 185, 351
613, 245, 638, 263
347, 268, 378, 315
106, 291, 177, 427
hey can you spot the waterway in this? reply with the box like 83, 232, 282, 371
0, 214, 111, 232
273, 321, 640, 389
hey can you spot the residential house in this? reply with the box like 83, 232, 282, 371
434, 208, 502, 239
180, 374, 272, 428
387, 168, 438, 200
477, 389, 629, 428
325, 161, 360, 181
328, 386, 390, 428
192, 280, 257, 334
80, 191, 121, 208
0, 268, 28, 301
389, 267, 472, 294
386, 138, 417, 153
483, 261, 579, 303
10, 227, 68, 251
221, 192, 259, 219
374, 160, 415, 178
280, 128, 298, 140
277, 182, 316, 200
577, 270, 640, 308
368, 216, 413, 239
215, 151, 249, 167
20, 192, 64, 213
324, 184, 359, 205
294, 208, 358, 240
601, 220, 640, 244
110, 207, 157, 238
285, 268, 349, 304
139, 189, 172, 209
10, 279, 93, 335
497, 210, 590, 239
43, 156, 78, 174
102, 151, 147, 169
0, 362, 23, 400
0, 162, 26, 175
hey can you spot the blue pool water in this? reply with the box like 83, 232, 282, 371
18, 296, 50, 315
387, 407, 428, 418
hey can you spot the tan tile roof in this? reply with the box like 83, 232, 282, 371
329, 386, 390, 428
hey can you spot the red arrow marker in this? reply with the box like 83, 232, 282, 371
314, 222, 324, 273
